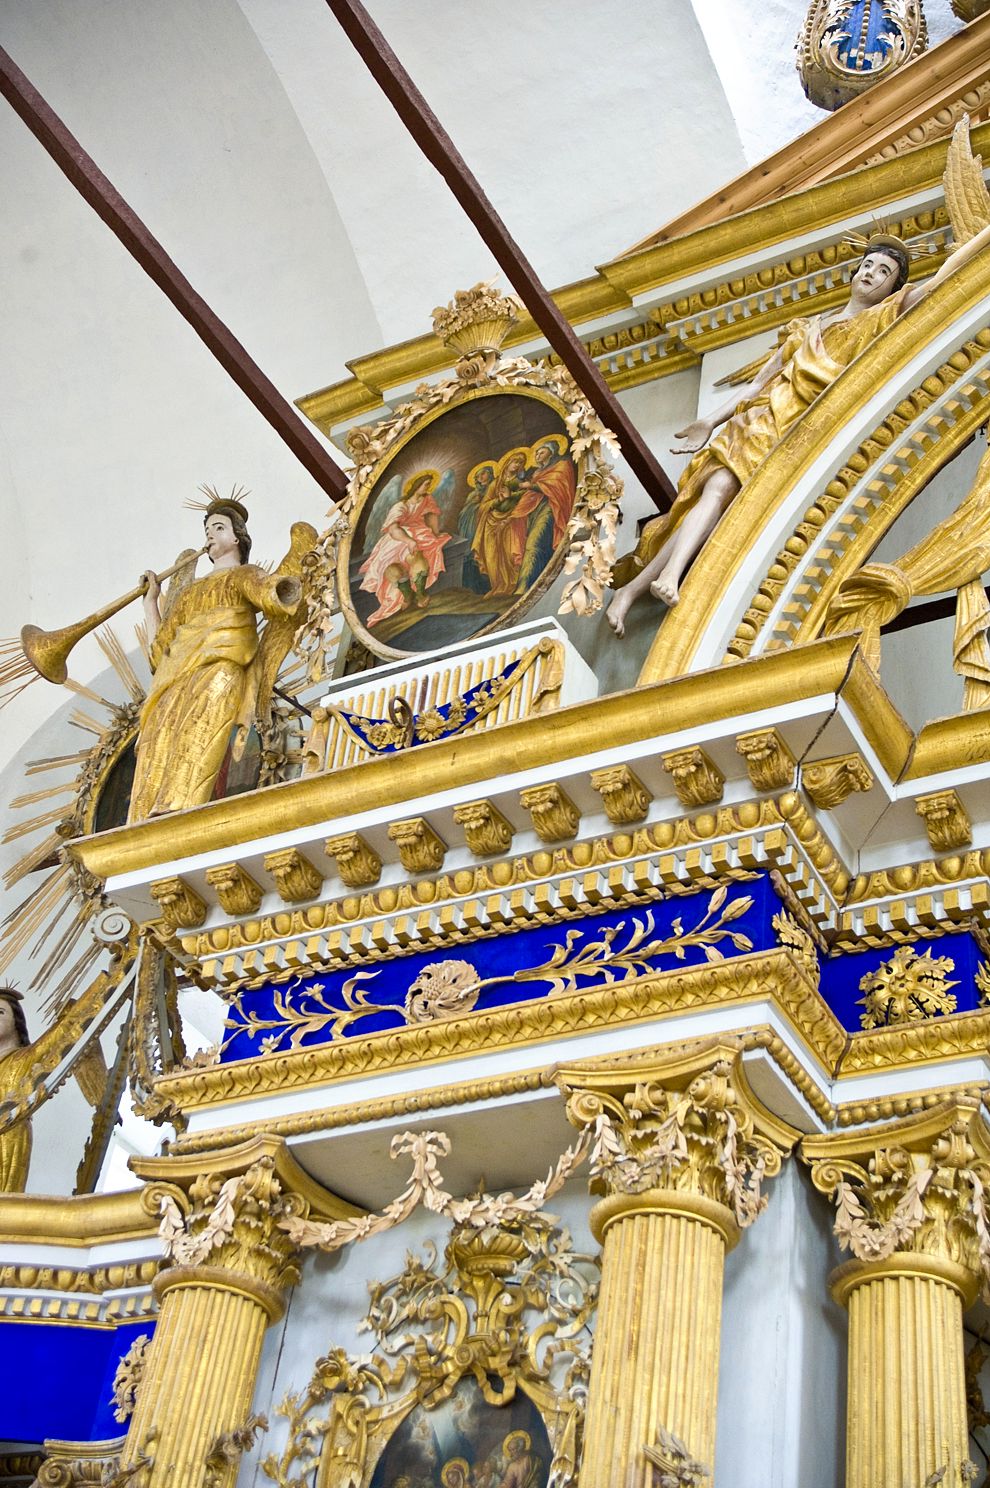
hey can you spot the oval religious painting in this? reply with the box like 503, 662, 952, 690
340, 388, 579, 658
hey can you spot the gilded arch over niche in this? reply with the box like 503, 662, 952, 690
636, 247, 990, 685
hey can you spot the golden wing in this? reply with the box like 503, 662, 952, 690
160, 547, 201, 624
943, 115, 990, 247
253, 521, 319, 723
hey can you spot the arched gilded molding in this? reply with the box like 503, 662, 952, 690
726, 331, 990, 659
637, 250, 990, 684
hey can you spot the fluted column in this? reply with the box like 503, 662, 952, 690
804, 1103, 990, 1488
558, 1044, 798, 1488
119, 1136, 354, 1487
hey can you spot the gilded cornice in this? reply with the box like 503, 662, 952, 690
130, 1133, 360, 1225
623, 19, 990, 252
164, 1027, 836, 1156
727, 329, 990, 661
297, 123, 990, 439
152, 948, 842, 1115
0, 1186, 166, 1248
837, 1080, 989, 1127
68, 636, 861, 881
639, 245, 990, 684
837, 1005, 990, 1076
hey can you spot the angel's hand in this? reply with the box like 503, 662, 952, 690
671, 418, 715, 455
140, 570, 161, 604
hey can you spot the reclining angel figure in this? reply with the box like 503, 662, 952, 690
606, 118, 990, 636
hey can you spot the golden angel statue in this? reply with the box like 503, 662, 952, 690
606, 118, 990, 636
129, 491, 317, 821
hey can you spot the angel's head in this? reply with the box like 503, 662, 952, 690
204, 503, 252, 564
852, 239, 910, 301
402, 470, 437, 501
0, 988, 29, 1053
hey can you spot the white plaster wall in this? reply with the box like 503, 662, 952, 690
238, 0, 751, 342
717, 1160, 846, 1488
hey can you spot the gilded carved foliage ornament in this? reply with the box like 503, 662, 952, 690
562, 1051, 797, 1230
806, 1105, 990, 1287
452, 798, 514, 856
916, 789, 973, 852
157, 1152, 307, 1301
660, 748, 724, 810
857, 944, 959, 1029
802, 752, 874, 810
263, 1176, 597, 1488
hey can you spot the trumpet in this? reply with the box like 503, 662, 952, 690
20, 547, 208, 686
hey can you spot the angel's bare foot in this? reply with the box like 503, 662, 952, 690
650, 572, 680, 607
606, 588, 633, 637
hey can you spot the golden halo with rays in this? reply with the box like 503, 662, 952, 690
503, 1431, 531, 1456
841, 218, 922, 262
183, 482, 252, 523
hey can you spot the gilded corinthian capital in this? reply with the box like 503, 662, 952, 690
557, 1044, 798, 1232
132, 1136, 359, 1318
803, 1102, 990, 1293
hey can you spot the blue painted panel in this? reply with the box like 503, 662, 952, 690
819, 930, 985, 1032
0, 1317, 153, 1445
222, 876, 782, 1062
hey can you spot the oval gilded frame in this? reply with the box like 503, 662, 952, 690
338, 383, 585, 661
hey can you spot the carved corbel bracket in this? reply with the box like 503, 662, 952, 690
263, 847, 324, 905
204, 863, 263, 918
325, 831, 382, 888
735, 728, 796, 792
802, 752, 874, 810
661, 746, 724, 808
149, 876, 207, 932
589, 764, 652, 824
915, 788, 973, 852
452, 799, 514, 857
519, 782, 580, 842
387, 817, 447, 874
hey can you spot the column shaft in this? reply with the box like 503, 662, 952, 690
119, 1276, 270, 1485
579, 1194, 734, 1488
840, 1260, 971, 1488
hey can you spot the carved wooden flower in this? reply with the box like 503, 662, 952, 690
405, 959, 482, 1022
